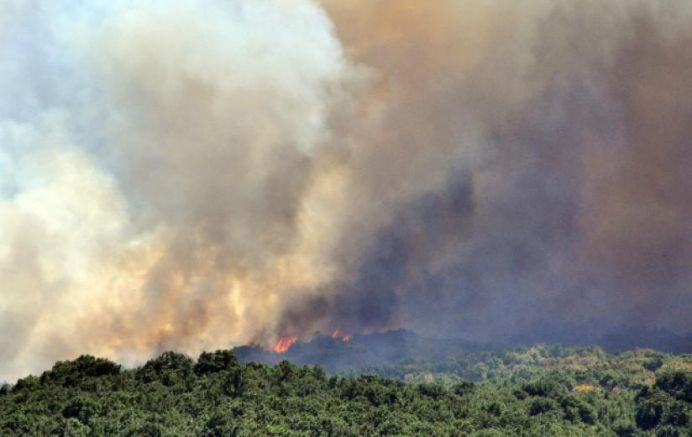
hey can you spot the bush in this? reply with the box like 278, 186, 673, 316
453, 381, 476, 397
655, 371, 691, 402
62, 396, 99, 425
521, 379, 566, 399
194, 350, 240, 376
636, 399, 664, 430
529, 398, 560, 416
138, 352, 194, 386
41, 355, 120, 387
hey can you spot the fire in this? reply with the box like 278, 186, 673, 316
331, 329, 352, 343
272, 336, 297, 353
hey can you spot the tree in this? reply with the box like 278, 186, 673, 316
138, 351, 194, 387
194, 350, 240, 376
41, 355, 120, 387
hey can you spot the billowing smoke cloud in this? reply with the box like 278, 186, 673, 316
0, 0, 364, 379
1, 0, 691, 379
279, 0, 692, 342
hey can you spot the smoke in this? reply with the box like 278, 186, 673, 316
0, 0, 364, 379
1, 0, 691, 379
280, 0, 692, 341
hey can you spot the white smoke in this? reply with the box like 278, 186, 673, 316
0, 0, 363, 381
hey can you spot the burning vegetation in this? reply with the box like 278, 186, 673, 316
331, 329, 352, 343
272, 337, 298, 354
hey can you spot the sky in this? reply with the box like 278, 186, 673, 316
1, 0, 691, 380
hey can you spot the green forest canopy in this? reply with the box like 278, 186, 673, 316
0, 345, 690, 436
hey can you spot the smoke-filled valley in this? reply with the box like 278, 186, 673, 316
1, 0, 692, 383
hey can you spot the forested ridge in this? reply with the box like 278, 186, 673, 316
1, 345, 690, 436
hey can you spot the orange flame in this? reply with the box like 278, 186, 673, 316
272, 336, 297, 353
331, 329, 352, 343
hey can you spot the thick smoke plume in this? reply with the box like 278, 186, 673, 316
1, 0, 691, 379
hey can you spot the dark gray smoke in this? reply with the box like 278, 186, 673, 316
279, 0, 692, 350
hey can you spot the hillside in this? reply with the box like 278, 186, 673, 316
232, 330, 492, 373
232, 330, 692, 375
1, 345, 690, 436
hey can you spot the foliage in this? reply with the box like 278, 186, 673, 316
0, 345, 689, 436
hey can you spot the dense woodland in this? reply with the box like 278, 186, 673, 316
0, 344, 690, 436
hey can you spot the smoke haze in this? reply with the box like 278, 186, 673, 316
1, 0, 691, 380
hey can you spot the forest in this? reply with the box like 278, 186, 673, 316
1, 343, 690, 436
